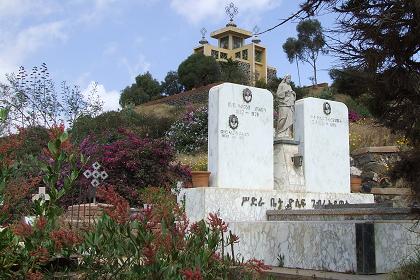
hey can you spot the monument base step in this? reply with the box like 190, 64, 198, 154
264, 267, 387, 280
179, 187, 374, 222
228, 220, 419, 274
266, 207, 419, 221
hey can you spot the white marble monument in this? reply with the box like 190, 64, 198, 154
178, 83, 396, 274
208, 83, 273, 190
294, 97, 350, 193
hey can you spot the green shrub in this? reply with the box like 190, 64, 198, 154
345, 97, 372, 117
71, 108, 178, 143
389, 248, 420, 280
79, 130, 190, 206
80, 186, 269, 279
166, 106, 208, 154
318, 88, 335, 100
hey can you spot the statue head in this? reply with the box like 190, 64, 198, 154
282, 74, 291, 84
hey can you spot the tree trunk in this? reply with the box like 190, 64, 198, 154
313, 61, 317, 85
296, 55, 301, 86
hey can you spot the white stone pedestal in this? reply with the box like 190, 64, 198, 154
273, 139, 305, 192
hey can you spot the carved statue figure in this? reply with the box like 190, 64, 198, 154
275, 74, 296, 139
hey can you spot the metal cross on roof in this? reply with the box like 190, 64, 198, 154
200, 27, 207, 38
253, 25, 260, 35
225, 2, 238, 23
252, 25, 261, 43
199, 27, 209, 44
32, 187, 50, 202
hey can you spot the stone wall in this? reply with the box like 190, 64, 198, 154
351, 146, 400, 188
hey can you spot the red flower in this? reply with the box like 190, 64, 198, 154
50, 229, 83, 250
211, 252, 222, 262
29, 247, 50, 264
25, 270, 44, 280
142, 245, 156, 265
96, 185, 130, 224
11, 221, 33, 238
207, 212, 228, 232
244, 258, 271, 273
229, 233, 240, 244
181, 267, 203, 280
35, 216, 47, 231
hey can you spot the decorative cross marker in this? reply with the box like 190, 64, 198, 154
83, 162, 108, 203
199, 27, 209, 44
32, 187, 50, 202
200, 27, 207, 38
253, 25, 260, 35
225, 2, 239, 23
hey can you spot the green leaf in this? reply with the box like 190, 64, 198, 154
47, 141, 57, 156
0, 108, 8, 122
59, 131, 68, 143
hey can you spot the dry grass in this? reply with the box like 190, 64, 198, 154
134, 103, 184, 119
349, 118, 403, 151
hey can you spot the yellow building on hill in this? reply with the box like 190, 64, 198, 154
193, 3, 277, 85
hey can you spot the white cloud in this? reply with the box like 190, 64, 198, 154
77, 0, 119, 25
0, 21, 68, 80
83, 81, 121, 112
170, 0, 281, 24
120, 54, 151, 82
0, 0, 58, 19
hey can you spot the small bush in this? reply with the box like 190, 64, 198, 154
389, 248, 420, 280
349, 111, 361, 122
318, 88, 335, 100
345, 97, 371, 117
71, 107, 179, 143
166, 106, 208, 154
80, 130, 190, 205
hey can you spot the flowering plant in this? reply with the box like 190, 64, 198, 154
0, 129, 86, 279
0, 129, 269, 279
166, 106, 208, 154
80, 186, 269, 279
180, 154, 208, 172
79, 129, 190, 205
348, 110, 361, 123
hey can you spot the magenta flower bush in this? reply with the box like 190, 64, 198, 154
79, 129, 190, 205
349, 110, 361, 122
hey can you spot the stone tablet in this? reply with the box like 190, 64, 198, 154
294, 97, 350, 193
208, 83, 273, 190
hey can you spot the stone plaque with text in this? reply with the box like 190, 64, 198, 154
294, 97, 350, 193
208, 83, 273, 189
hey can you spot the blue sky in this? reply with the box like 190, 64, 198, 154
0, 0, 338, 111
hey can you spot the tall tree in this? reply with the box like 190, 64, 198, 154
296, 0, 420, 195
178, 53, 221, 90
161, 71, 184, 96
282, 37, 303, 86
219, 58, 249, 85
119, 72, 161, 107
283, 19, 327, 85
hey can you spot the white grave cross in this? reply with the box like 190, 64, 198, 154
32, 187, 50, 202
